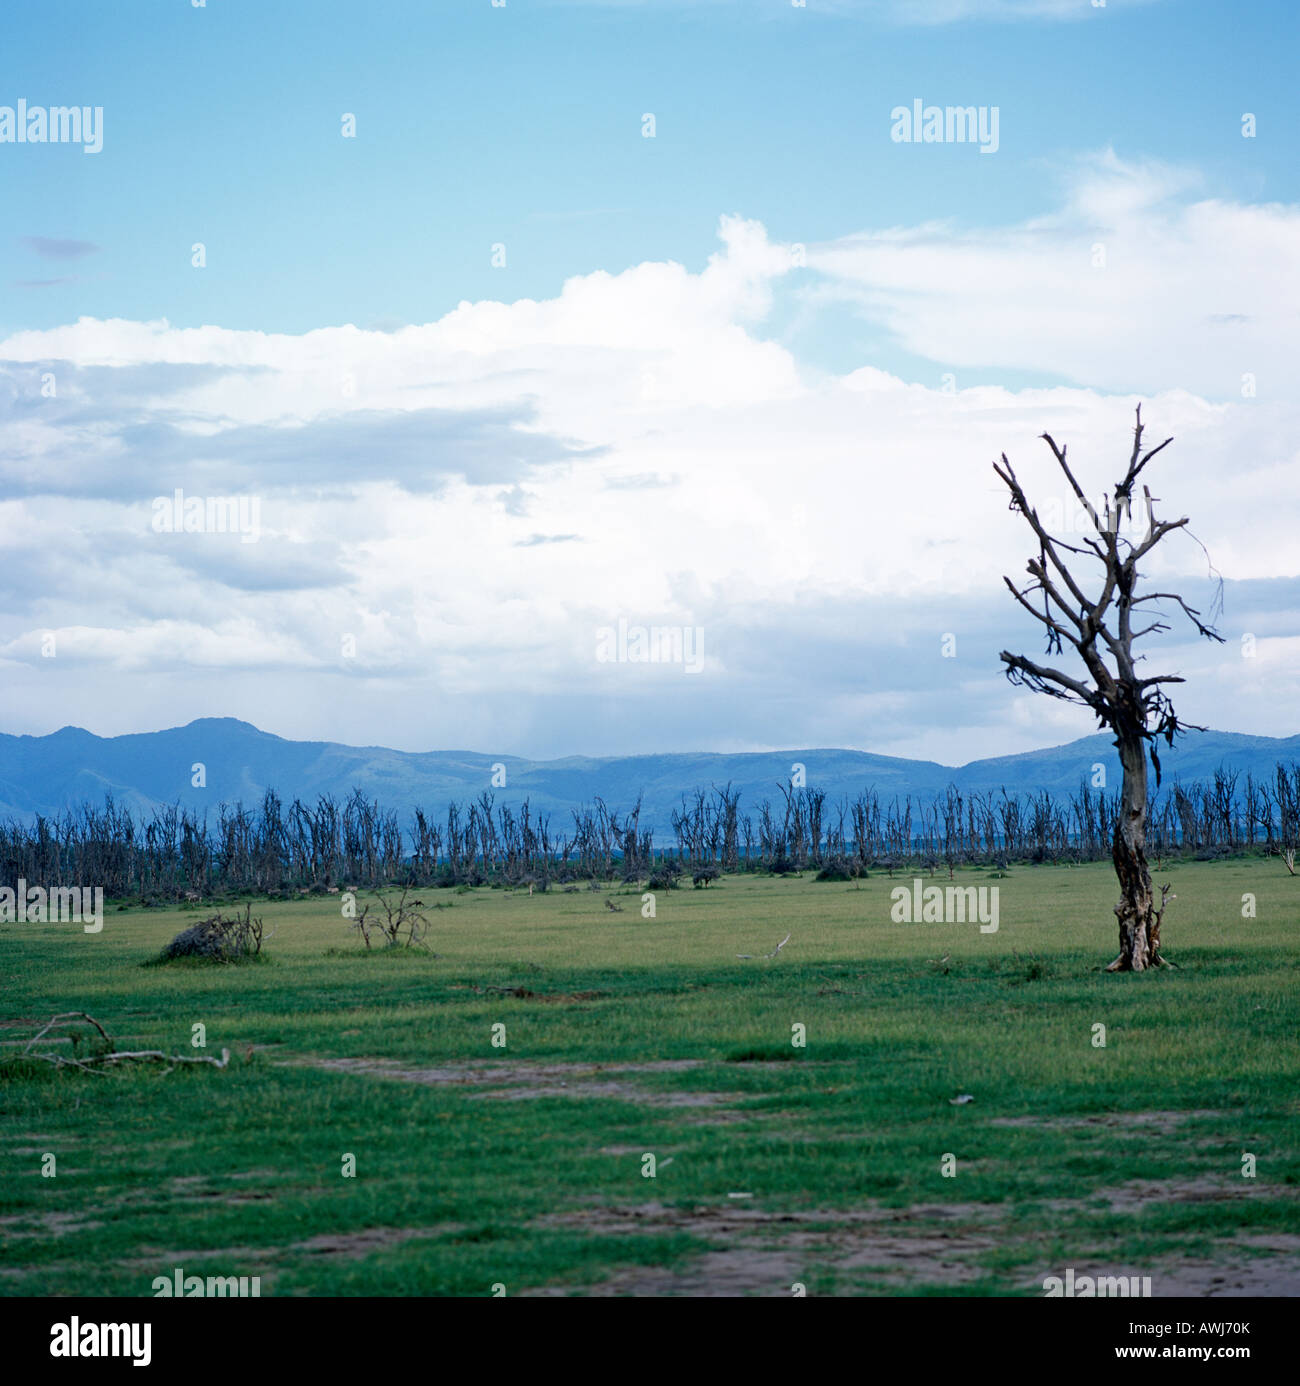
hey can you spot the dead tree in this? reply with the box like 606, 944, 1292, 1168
994, 406, 1224, 971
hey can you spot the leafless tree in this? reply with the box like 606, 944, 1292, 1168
349, 885, 433, 950
994, 406, 1224, 971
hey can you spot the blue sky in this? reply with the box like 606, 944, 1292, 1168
1, 0, 1298, 762
5, 0, 1296, 358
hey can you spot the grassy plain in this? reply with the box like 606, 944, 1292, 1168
2, 859, 1297, 1296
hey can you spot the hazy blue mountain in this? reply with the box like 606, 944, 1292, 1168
0, 719, 1296, 835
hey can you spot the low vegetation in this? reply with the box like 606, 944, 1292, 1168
1, 860, 1297, 1296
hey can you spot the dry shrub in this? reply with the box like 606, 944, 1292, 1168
158, 903, 264, 963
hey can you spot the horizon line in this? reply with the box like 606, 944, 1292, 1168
4, 717, 1297, 776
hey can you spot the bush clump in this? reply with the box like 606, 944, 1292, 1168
157, 904, 264, 963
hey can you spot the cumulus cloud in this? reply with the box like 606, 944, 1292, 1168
810, 150, 1300, 400
0, 187, 1294, 758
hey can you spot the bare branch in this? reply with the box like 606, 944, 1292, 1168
998, 650, 1101, 709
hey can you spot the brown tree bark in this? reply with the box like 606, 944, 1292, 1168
1111, 733, 1155, 970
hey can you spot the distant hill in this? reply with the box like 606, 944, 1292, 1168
1, 719, 1296, 836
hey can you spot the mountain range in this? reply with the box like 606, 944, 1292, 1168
1, 720, 1296, 835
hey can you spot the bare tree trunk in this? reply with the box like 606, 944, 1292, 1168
1110, 735, 1155, 971
995, 408, 1224, 970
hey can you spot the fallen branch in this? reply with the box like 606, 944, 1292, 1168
12, 1012, 231, 1075
93, 1048, 231, 1068
737, 932, 791, 960
25, 1011, 113, 1052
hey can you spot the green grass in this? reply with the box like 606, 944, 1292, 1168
2, 860, 1298, 1296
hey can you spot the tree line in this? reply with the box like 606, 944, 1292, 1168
1, 763, 1297, 899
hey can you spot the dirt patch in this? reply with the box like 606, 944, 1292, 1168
612, 1061, 712, 1073
526, 1248, 802, 1296
282, 1054, 746, 1107
287, 1056, 703, 1083
530, 1195, 1300, 1296
132, 1224, 463, 1268
128, 1244, 272, 1268
991, 1109, 1224, 1134
161, 1175, 275, 1206
1048, 1176, 1292, 1215
541, 1200, 996, 1236
1024, 1257, 1300, 1297
1235, 1234, 1300, 1252
1092, 1177, 1251, 1213
530, 1199, 999, 1293
472, 987, 609, 1003
474, 1081, 740, 1106
290, 1225, 461, 1258
1152, 1260, 1300, 1295
0, 1210, 104, 1238
835, 1232, 998, 1282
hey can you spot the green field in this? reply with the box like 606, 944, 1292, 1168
2, 860, 1298, 1297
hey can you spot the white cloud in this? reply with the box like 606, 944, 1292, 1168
810, 150, 1300, 400
0, 182, 1295, 757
